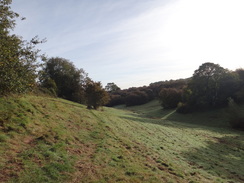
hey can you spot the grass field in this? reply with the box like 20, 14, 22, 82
0, 96, 243, 183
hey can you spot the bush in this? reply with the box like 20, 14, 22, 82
227, 98, 244, 130
106, 94, 125, 107
85, 81, 110, 109
159, 88, 182, 109
125, 91, 149, 106
40, 78, 57, 97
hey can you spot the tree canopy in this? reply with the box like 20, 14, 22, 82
0, 0, 43, 95
159, 88, 182, 109
105, 82, 121, 92
85, 81, 109, 109
188, 63, 229, 108
177, 62, 242, 113
40, 57, 88, 102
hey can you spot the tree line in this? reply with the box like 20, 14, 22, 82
177, 63, 244, 112
0, 0, 109, 109
106, 79, 187, 107
107, 63, 244, 129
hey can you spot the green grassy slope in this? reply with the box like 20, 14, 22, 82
0, 96, 243, 183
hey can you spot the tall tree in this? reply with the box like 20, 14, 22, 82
234, 69, 244, 103
40, 57, 87, 102
0, 0, 43, 95
105, 82, 121, 92
159, 88, 182, 109
186, 62, 239, 109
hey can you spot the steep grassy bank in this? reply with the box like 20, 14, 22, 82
0, 96, 243, 182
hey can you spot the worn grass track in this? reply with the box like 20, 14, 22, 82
0, 96, 243, 183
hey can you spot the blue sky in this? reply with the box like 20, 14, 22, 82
11, 0, 244, 89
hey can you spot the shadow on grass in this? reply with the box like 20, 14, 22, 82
182, 135, 244, 182
120, 109, 244, 136
122, 105, 232, 129
120, 110, 244, 182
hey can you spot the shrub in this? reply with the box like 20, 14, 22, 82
85, 81, 110, 109
227, 98, 244, 130
125, 91, 149, 106
40, 78, 57, 97
159, 88, 182, 109
106, 94, 125, 107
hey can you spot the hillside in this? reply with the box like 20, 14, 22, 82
0, 96, 243, 183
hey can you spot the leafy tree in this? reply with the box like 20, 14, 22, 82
40, 57, 88, 102
234, 69, 244, 103
40, 78, 57, 97
149, 79, 188, 97
106, 94, 124, 107
0, 0, 43, 95
105, 82, 121, 92
188, 62, 228, 108
106, 89, 128, 107
236, 68, 244, 81
0, 0, 18, 30
125, 90, 149, 106
177, 62, 240, 113
85, 81, 109, 109
227, 98, 244, 130
216, 72, 239, 106
159, 88, 182, 109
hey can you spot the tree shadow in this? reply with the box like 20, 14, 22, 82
119, 111, 237, 135
182, 135, 244, 182
119, 111, 244, 182
120, 104, 233, 130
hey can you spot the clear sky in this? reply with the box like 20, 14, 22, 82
11, 0, 244, 89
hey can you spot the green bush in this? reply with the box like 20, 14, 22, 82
85, 81, 110, 109
125, 90, 149, 106
159, 88, 182, 109
227, 98, 244, 130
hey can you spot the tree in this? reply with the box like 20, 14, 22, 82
105, 82, 121, 92
216, 72, 239, 106
125, 90, 149, 106
40, 57, 87, 102
234, 69, 244, 103
40, 78, 57, 97
0, 0, 43, 95
106, 94, 124, 107
0, 0, 18, 30
227, 98, 244, 130
159, 88, 182, 109
188, 62, 228, 108
85, 81, 109, 109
